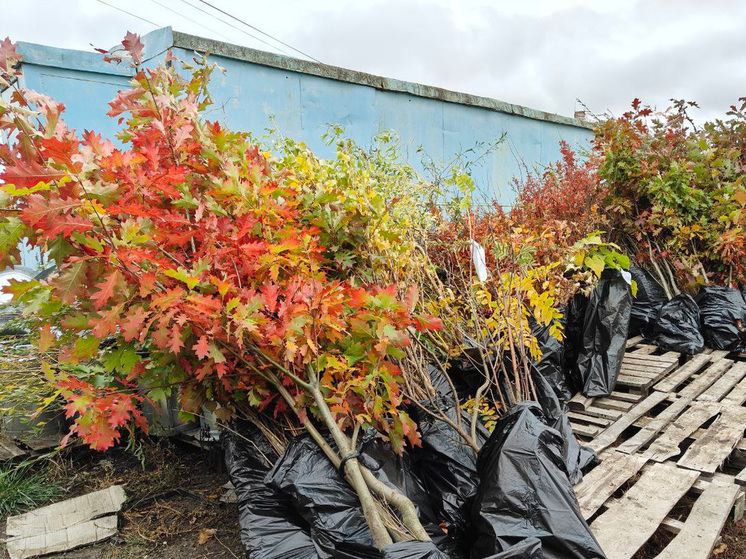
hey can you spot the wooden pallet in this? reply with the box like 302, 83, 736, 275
570, 342, 746, 559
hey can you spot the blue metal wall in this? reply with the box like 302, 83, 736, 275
12, 27, 593, 268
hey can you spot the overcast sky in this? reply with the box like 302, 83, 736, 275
3, 0, 745, 122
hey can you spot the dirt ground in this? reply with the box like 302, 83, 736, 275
3, 437, 746, 558
1, 439, 243, 559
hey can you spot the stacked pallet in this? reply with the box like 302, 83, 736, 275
570, 338, 746, 559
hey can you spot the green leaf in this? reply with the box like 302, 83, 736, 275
164, 267, 200, 290
149, 388, 168, 403
73, 335, 100, 360
584, 254, 606, 278
208, 342, 226, 363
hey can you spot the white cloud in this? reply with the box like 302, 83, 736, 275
3, 0, 744, 121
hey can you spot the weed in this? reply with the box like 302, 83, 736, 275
0, 462, 63, 518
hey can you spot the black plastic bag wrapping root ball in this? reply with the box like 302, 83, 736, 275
382, 542, 455, 559
469, 403, 606, 559
531, 317, 573, 402
409, 399, 481, 545
483, 538, 542, 559
266, 435, 381, 559
696, 286, 746, 352
628, 267, 668, 339
654, 294, 705, 355
222, 422, 319, 559
576, 269, 633, 397
531, 367, 596, 485
266, 434, 453, 559
564, 292, 589, 394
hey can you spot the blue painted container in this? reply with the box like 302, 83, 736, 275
10, 27, 594, 270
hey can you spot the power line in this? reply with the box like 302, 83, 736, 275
96, 0, 160, 27
148, 0, 236, 44
196, 0, 321, 63
173, 0, 299, 59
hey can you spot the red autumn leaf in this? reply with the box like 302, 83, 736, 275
193, 335, 210, 360
121, 306, 150, 341
122, 31, 145, 65
0, 37, 21, 76
37, 324, 55, 352
2, 158, 65, 189
91, 270, 121, 310
413, 314, 443, 332
107, 399, 133, 428
86, 420, 120, 451
52, 260, 89, 304
21, 194, 83, 227
168, 325, 185, 355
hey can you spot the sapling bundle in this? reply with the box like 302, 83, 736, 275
0, 35, 450, 547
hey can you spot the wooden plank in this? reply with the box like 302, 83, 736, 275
615, 374, 653, 391
678, 359, 734, 399
594, 397, 635, 412
655, 354, 713, 393
621, 361, 668, 373
585, 406, 623, 421
624, 353, 679, 365
588, 391, 669, 453
568, 393, 595, 412
626, 335, 644, 348
20, 434, 63, 452
616, 396, 693, 455
573, 452, 649, 519
654, 482, 741, 559
567, 411, 611, 427
610, 391, 643, 403
697, 361, 746, 402
619, 365, 661, 379
590, 463, 699, 559
0, 433, 25, 461
647, 401, 722, 462
621, 361, 675, 375
570, 422, 601, 438
641, 463, 737, 490
631, 344, 658, 354
722, 375, 746, 406
7, 517, 119, 559
5, 485, 126, 559
735, 466, 746, 486
678, 405, 746, 474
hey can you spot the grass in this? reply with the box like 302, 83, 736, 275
0, 462, 63, 519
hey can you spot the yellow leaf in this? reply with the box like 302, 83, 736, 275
585, 254, 606, 278
196, 528, 216, 546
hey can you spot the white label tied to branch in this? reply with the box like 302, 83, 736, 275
470, 240, 488, 282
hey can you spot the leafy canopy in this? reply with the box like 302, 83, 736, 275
0, 35, 441, 452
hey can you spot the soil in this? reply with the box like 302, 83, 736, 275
3, 435, 746, 558
1, 438, 243, 559
714, 518, 746, 558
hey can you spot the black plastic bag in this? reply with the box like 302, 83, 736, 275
531, 317, 572, 402
484, 538, 542, 559
628, 267, 668, 338
564, 292, 589, 394
266, 435, 380, 558
222, 422, 318, 559
531, 367, 596, 485
448, 340, 493, 401
266, 433, 447, 559
654, 294, 704, 355
409, 398, 481, 543
470, 403, 605, 559
576, 269, 633, 397
696, 286, 746, 352
382, 542, 455, 559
